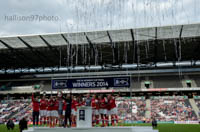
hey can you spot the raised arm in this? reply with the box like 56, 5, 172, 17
32, 93, 35, 102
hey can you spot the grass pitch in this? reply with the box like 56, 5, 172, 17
0, 123, 200, 132
0, 124, 19, 132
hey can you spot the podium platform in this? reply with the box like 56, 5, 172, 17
23, 126, 158, 132
77, 106, 92, 128
24, 107, 158, 132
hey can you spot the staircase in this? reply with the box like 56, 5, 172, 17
189, 98, 199, 118
145, 99, 151, 119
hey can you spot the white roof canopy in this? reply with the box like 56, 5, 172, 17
0, 23, 200, 50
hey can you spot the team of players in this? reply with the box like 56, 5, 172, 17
32, 93, 118, 127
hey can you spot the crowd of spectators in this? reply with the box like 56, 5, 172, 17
151, 96, 198, 121
196, 100, 200, 109
194, 96, 200, 116
0, 99, 31, 123
0, 96, 200, 124
117, 97, 146, 123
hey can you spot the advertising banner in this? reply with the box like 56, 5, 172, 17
52, 76, 130, 89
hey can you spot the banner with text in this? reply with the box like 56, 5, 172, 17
52, 76, 130, 89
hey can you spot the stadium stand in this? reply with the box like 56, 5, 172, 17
195, 99, 200, 110
117, 97, 146, 123
194, 96, 200, 116
1, 95, 200, 124
150, 96, 198, 121
0, 99, 31, 123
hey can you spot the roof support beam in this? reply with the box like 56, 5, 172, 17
179, 25, 184, 39
39, 35, 52, 48
154, 27, 158, 65
130, 29, 136, 63
39, 35, 60, 58
18, 37, 54, 66
60, 34, 70, 44
85, 33, 96, 66
107, 31, 118, 65
107, 31, 113, 44
177, 25, 184, 61
60, 34, 71, 67
84, 33, 95, 52
85, 33, 93, 46
0, 40, 12, 50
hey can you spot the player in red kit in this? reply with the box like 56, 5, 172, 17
108, 94, 118, 126
52, 97, 59, 127
91, 94, 99, 126
99, 95, 108, 127
77, 96, 84, 107
71, 95, 78, 127
40, 95, 47, 125
47, 96, 54, 127
32, 93, 40, 126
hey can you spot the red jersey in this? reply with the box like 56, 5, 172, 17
40, 99, 47, 110
91, 99, 99, 109
53, 100, 59, 110
109, 98, 116, 109
32, 94, 40, 112
71, 100, 78, 111
99, 98, 107, 109
47, 99, 54, 111
77, 101, 84, 107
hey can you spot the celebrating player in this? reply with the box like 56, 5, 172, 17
32, 93, 40, 126
52, 97, 59, 127
71, 95, 78, 127
108, 94, 118, 126
47, 96, 54, 127
40, 95, 47, 125
99, 94, 108, 127
91, 94, 99, 126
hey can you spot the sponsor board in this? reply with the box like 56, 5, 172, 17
52, 77, 130, 89
157, 121, 174, 124
174, 121, 199, 124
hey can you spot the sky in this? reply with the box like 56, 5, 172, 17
0, 0, 200, 36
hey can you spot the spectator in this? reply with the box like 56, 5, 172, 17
19, 117, 28, 132
150, 96, 197, 121
6, 119, 14, 130
152, 118, 157, 128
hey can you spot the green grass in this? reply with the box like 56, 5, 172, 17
156, 124, 200, 132
0, 124, 200, 132
118, 123, 200, 132
0, 124, 20, 132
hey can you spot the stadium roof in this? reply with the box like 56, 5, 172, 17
0, 23, 200, 73
0, 23, 200, 49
